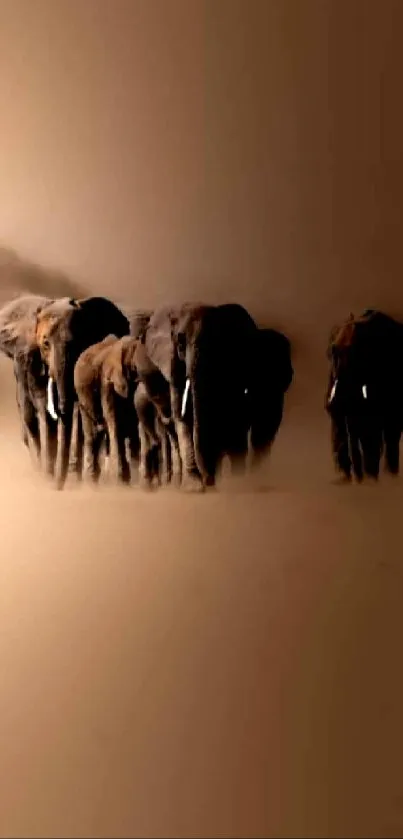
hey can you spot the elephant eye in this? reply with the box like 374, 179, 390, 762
42, 338, 50, 351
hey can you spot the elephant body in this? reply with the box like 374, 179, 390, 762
0, 294, 61, 473
74, 334, 178, 487
143, 302, 260, 489
326, 309, 403, 480
36, 296, 131, 488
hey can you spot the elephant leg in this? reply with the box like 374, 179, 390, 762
103, 391, 130, 485
330, 412, 352, 481
80, 409, 102, 484
74, 408, 84, 480
68, 403, 82, 475
226, 421, 249, 478
55, 409, 74, 490
159, 425, 172, 485
165, 423, 181, 487
138, 423, 154, 489
346, 417, 364, 483
170, 386, 203, 492
127, 419, 140, 484
250, 394, 284, 469
21, 398, 41, 469
383, 415, 401, 475
38, 407, 57, 477
360, 417, 382, 480
16, 392, 29, 449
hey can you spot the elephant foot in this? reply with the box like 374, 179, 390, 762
139, 475, 156, 492
182, 473, 205, 493
385, 464, 399, 476
331, 473, 352, 486
83, 468, 101, 486
119, 472, 131, 486
170, 471, 182, 489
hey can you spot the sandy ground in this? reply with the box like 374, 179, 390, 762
0, 357, 403, 838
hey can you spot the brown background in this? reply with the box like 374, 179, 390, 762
1, 3, 403, 838
1, 0, 402, 355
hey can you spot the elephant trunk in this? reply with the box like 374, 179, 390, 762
52, 342, 77, 489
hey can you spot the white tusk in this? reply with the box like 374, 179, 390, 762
47, 377, 58, 421
362, 384, 367, 399
329, 379, 338, 403
181, 378, 190, 418
244, 388, 248, 395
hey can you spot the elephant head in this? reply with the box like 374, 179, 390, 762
172, 302, 258, 482
36, 296, 130, 488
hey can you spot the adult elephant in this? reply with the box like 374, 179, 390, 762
142, 302, 259, 490
326, 309, 403, 480
0, 294, 60, 473
247, 327, 294, 470
36, 296, 131, 489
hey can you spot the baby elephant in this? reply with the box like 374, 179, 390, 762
74, 335, 179, 488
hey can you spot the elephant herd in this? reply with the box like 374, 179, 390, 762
0, 294, 293, 491
1, 294, 402, 490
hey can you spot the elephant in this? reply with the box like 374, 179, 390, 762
74, 334, 179, 487
0, 294, 63, 474
106, 334, 181, 487
325, 309, 403, 480
142, 302, 259, 490
35, 296, 131, 489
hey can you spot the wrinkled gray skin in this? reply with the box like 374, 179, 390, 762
0, 294, 60, 474
142, 302, 259, 490
37, 297, 131, 489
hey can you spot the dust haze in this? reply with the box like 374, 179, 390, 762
1, 1, 403, 837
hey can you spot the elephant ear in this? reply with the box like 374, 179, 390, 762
106, 340, 129, 399
107, 338, 138, 398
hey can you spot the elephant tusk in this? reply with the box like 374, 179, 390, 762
329, 379, 338, 404
181, 378, 190, 418
362, 384, 367, 399
47, 377, 58, 421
